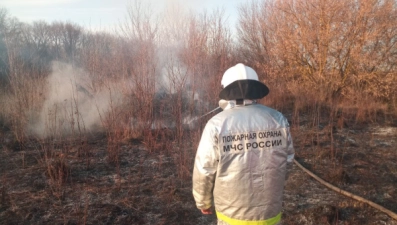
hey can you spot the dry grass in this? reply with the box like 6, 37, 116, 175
0, 1, 396, 224
1, 117, 397, 224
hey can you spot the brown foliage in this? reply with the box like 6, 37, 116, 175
238, 0, 397, 116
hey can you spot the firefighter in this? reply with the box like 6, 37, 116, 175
193, 63, 294, 225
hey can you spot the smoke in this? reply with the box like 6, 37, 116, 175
28, 61, 122, 138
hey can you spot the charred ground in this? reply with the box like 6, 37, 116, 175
0, 113, 396, 225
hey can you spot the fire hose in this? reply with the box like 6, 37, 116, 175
186, 107, 221, 124
294, 159, 397, 221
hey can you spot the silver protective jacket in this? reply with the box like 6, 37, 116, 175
193, 102, 294, 224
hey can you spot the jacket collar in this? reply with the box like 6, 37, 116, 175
222, 99, 257, 110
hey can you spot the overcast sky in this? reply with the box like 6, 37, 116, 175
0, 0, 248, 32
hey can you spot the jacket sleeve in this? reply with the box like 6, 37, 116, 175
192, 122, 219, 210
285, 125, 295, 180
286, 126, 294, 163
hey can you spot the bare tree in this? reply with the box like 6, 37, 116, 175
118, 0, 158, 139
238, 0, 397, 110
119, 0, 158, 42
49, 22, 66, 60
0, 15, 48, 142
0, 8, 9, 85
62, 22, 82, 64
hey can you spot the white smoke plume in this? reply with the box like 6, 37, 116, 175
28, 61, 123, 138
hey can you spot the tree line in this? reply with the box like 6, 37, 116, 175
0, 0, 396, 142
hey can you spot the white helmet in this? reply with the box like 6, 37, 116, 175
219, 63, 269, 100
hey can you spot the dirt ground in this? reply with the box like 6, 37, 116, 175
0, 115, 396, 225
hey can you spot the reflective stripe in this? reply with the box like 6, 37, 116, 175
216, 211, 281, 225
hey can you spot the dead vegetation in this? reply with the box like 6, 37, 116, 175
0, 116, 396, 224
0, 0, 397, 224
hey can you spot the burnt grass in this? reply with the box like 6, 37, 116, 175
0, 114, 397, 225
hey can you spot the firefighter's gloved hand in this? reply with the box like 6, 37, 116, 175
219, 99, 228, 110
201, 208, 213, 215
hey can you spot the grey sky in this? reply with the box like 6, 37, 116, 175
0, 0, 248, 32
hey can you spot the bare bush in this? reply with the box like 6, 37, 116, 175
157, 8, 236, 178
119, 0, 158, 134
44, 152, 70, 187
1, 17, 48, 142
238, 0, 397, 118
